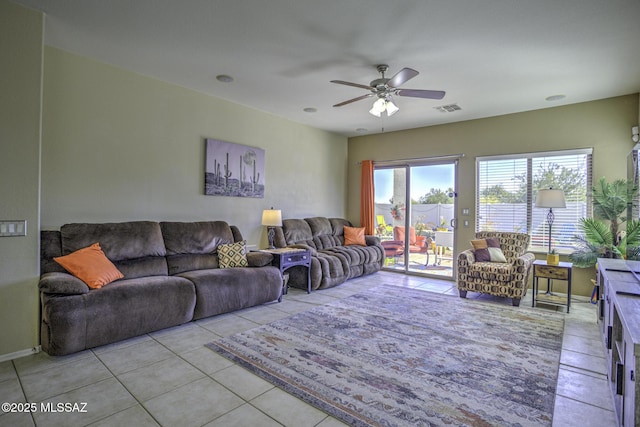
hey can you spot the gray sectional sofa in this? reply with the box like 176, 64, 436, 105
39, 220, 282, 356
274, 217, 384, 290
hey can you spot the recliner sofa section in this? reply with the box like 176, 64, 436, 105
274, 217, 384, 290
39, 220, 282, 356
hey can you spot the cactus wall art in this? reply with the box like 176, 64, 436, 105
204, 138, 265, 198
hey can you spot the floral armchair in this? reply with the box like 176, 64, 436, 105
457, 231, 535, 307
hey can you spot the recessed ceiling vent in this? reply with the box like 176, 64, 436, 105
434, 103, 461, 113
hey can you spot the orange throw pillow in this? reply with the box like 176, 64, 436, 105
54, 242, 124, 289
344, 226, 366, 246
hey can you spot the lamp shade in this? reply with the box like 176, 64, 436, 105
535, 189, 566, 208
261, 209, 282, 227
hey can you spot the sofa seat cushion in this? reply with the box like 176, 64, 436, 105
468, 261, 513, 282
178, 267, 282, 320
40, 275, 196, 356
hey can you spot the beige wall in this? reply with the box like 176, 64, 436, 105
347, 94, 640, 297
0, 1, 43, 358
41, 47, 348, 245
1, 36, 347, 359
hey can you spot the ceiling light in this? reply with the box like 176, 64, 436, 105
216, 74, 234, 83
369, 97, 399, 117
386, 100, 399, 116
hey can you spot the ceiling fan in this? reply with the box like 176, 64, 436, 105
331, 64, 445, 117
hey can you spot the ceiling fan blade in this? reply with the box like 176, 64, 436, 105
330, 80, 373, 91
333, 93, 373, 107
397, 89, 446, 100
387, 67, 419, 88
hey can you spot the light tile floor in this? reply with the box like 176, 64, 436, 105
0, 271, 616, 426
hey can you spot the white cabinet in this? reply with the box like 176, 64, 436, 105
598, 258, 640, 426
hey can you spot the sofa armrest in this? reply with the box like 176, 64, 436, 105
365, 235, 381, 246
39, 272, 90, 295
246, 251, 274, 267
289, 243, 317, 256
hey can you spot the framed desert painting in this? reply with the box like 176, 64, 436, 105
205, 138, 265, 198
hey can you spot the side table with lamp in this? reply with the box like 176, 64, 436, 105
533, 188, 572, 312
260, 208, 312, 295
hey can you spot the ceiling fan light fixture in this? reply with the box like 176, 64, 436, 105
369, 98, 386, 117
386, 100, 399, 116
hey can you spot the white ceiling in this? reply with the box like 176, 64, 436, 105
13, 0, 640, 137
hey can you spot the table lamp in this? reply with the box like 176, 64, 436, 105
535, 188, 566, 253
261, 208, 282, 249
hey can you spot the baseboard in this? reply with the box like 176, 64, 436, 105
0, 346, 40, 363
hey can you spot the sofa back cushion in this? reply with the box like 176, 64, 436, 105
41, 230, 66, 274
306, 217, 343, 250
329, 218, 353, 240
161, 221, 235, 275
59, 221, 168, 278
281, 218, 316, 247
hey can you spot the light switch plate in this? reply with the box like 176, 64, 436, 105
0, 220, 27, 237
462, 208, 470, 216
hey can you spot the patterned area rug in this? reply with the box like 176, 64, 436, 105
206, 285, 564, 426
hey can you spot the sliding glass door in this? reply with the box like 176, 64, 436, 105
374, 161, 457, 279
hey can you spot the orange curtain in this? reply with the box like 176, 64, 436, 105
360, 160, 375, 235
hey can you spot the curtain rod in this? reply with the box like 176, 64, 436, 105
357, 153, 464, 166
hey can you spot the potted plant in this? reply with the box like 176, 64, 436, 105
547, 248, 559, 265
390, 202, 405, 221
569, 177, 640, 267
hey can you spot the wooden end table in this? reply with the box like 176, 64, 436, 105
259, 248, 311, 297
532, 260, 573, 313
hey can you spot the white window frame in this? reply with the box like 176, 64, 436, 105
476, 148, 593, 253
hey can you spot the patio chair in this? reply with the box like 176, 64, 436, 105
375, 215, 393, 236
386, 226, 431, 265
457, 231, 535, 307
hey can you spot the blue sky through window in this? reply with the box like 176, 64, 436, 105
374, 164, 455, 203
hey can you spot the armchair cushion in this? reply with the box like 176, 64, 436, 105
470, 237, 508, 263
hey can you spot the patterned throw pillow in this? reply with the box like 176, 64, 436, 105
218, 241, 248, 268
470, 237, 508, 263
